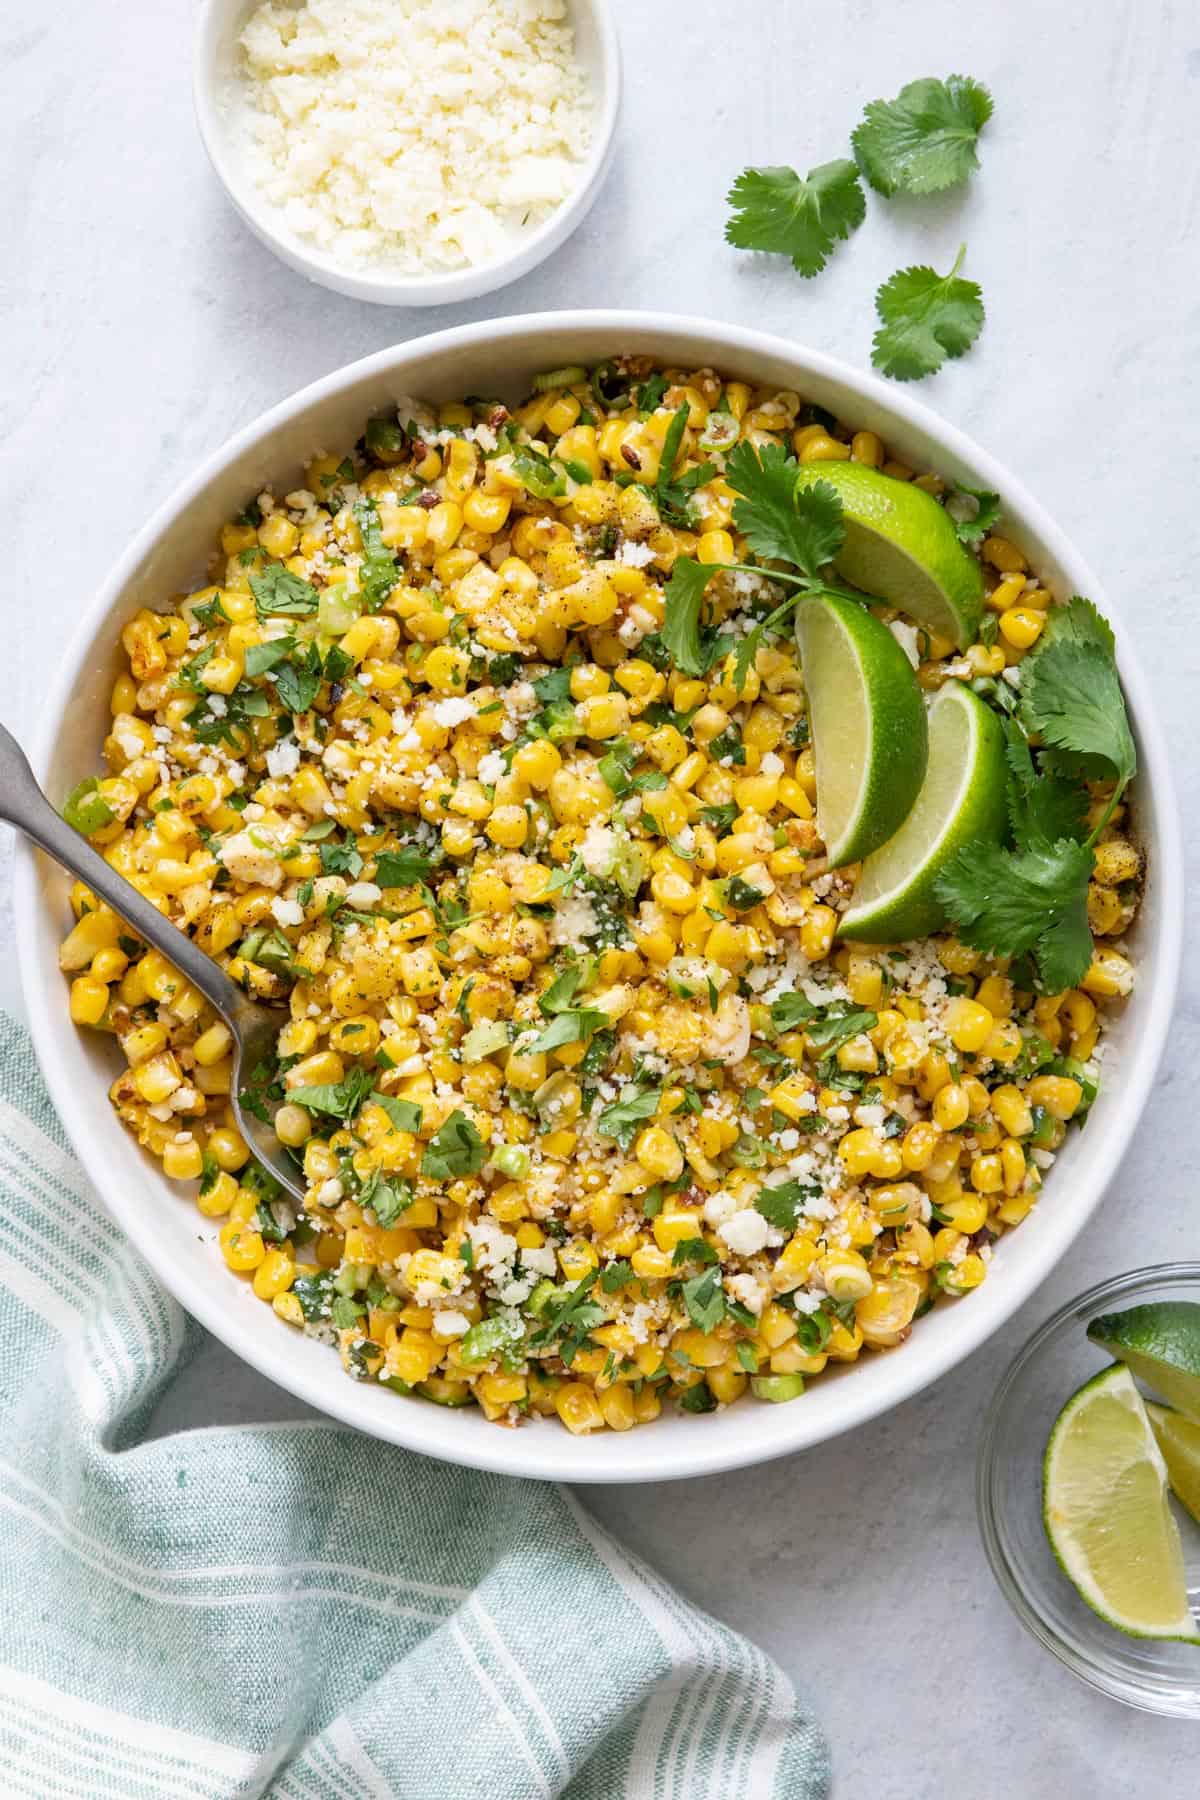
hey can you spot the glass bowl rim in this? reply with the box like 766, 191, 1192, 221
976, 1260, 1200, 1716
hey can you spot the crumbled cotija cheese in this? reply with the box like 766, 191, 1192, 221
236, 0, 592, 274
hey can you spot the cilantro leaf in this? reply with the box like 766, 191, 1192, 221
523, 1009, 607, 1057
872, 246, 985, 381
769, 992, 819, 1030
1039, 595, 1115, 658
420, 1110, 486, 1180
353, 497, 400, 612
725, 441, 844, 577
661, 558, 730, 677
1021, 604, 1135, 788
287, 1066, 376, 1123
946, 482, 1002, 545
755, 1181, 818, 1231
375, 846, 437, 887
362, 1173, 415, 1229
934, 835, 1095, 993
725, 160, 866, 277
243, 638, 295, 678
852, 75, 993, 197
596, 1084, 661, 1150
274, 643, 324, 714
249, 566, 320, 619
527, 1271, 606, 1365
680, 1269, 725, 1335
538, 960, 593, 1016
1003, 718, 1088, 845
803, 1005, 878, 1053
369, 1092, 422, 1135
671, 1237, 718, 1267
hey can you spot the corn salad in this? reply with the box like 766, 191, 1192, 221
59, 358, 1139, 1433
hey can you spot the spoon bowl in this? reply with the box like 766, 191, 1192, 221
0, 720, 304, 1202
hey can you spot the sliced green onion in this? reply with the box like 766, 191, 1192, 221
318, 585, 362, 635
751, 1373, 806, 1403
62, 778, 115, 836
513, 449, 567, 499
698, 412, 740, 451
492, 1143, 531, 1179
532, 365, 587, 393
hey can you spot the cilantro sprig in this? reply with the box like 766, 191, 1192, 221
661, 444, 859, 687
871, 245, 985, 381
725, 160, 866, 276
852, 76, 993, 197
936, 599, 1136, 992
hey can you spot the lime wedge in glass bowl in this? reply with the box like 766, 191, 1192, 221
839, 680, 1006, 941
1087, 1302, 1200, 1419
1147, 1405, 1200, 1526
794, 460, 984, 648
1042, 1365, 1199, 1644
793, 592, 926, 868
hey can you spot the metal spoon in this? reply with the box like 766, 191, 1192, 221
0, 721, 305, 1201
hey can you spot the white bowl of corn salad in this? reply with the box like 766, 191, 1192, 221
14, 313, 1181, 1483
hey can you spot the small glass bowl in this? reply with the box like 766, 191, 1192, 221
978, 1264, 1200, 1716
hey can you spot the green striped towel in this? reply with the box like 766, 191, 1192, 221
0, 1015, 829, 1798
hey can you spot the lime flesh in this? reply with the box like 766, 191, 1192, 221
793, 593, 927, 868
794, 461, 984, 649
1146, 1404, 1200, 1526
838, 680, 1006, 942
1043, 1365, 1198, 1642
1087, 1303, 1200, 1422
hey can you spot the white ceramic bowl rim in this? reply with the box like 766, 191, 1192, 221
15, 311, 1183, 1483
192, 0, 622, 307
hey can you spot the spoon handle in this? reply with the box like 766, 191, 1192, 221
0, 719, 252, 1033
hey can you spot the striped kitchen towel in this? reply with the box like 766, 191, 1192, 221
0, 1014, 829, 1799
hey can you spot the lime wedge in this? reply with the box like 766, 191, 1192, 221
1087, 1303, 1200, 1421
793, 593, 927, 868
794, 462, 984, 649
838, 680, 1006, 942
1043, 1365, 1198, 1642
1146, 1404, 1200, 1526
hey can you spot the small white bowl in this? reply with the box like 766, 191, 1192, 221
14, 313, 1183, 1485
192, 0, 621, 307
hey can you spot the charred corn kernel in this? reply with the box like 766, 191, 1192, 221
900, 1122, 940, 1172
196, 1169, 239, 1218
946, 997, 994, 1053
999, 606, 1044, 649
219, 1219, 265, 1272
1093, 840, 1139, 886
630, 1243, 675, 1280
1081, 949, 1134, 997
800, 906, 836, 961
636, 1126, 685, 1182
969, 1153, 1003, 1195
162, 1137, 204, 1181
850, 430, 884, 467
941, 1254, 986, 1294
69, 976, 109, 1026
932, 1084, 970, 1131
207, 1128, 250, 1172
820, 1252, 873, 1302
1025, 1074, 1084, 1120
556, 1383, 605, 1434
253, 1249, 295, 1300
1000, 1139, 1026, 1195
991, 1085, 1033, 1137
982, 535, 1027, 573
798, 433, 851, 464
650, 1209, 703, 1253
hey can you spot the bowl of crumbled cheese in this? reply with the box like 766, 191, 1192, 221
195, 0, 620, 305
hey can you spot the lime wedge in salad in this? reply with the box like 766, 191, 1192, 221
794, 461, 984, 649
793, 593, 927, 868
1043, 1365, 1199, 1642
838, 680, 1005, 942
1146, 1404, 1200, 1526
1087, 1302, 1200, 1421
